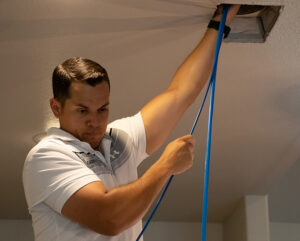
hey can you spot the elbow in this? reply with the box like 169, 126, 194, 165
103, 222, 122, 236
103, 216, 139, 236
93, 195, 136, 236
94, 218, 124, 236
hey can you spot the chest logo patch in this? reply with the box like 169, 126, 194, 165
73, 151, 112, 175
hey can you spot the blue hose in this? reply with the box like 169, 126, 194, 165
136, 5, 229, 241
201, 6, 229, 241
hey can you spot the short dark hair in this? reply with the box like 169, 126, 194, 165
52, 57, 110, 105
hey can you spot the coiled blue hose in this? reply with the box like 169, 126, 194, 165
136, 5, 229, 241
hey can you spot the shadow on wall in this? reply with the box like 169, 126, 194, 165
274, 83, 300, 120
268, 157, 300, 223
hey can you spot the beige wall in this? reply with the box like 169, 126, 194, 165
143, 221, 223, 241
0, 219, 33, 241
270, 222, 300, 241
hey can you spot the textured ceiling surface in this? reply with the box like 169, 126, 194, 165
0, 0, 299, 223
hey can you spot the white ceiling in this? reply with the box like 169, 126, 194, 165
0, 0, 299, 223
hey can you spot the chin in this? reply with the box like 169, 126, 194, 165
85, 140, 100, 149
86, 136, 104, 149
91, 144, 101, 149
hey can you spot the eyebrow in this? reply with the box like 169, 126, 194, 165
75, 102, 110, 109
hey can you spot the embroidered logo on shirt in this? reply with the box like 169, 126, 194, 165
109, 128, 131, 170
110, 150, 120, 159
74, 151, 112, 175
74, 152, 97, 165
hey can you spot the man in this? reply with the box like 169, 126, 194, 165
23, 5, 240, 241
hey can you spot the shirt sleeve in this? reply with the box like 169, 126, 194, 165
108, 112, 149, 167
23, 141, 100, 214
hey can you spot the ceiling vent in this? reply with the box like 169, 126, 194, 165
215, 1, 284, 42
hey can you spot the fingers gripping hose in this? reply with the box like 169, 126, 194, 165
136, 5, 230, 241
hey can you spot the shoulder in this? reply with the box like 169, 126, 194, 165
23, 136, 84, 177
108, 112, 145, 135
25, 138, 73, 163
108, 112, 146, 146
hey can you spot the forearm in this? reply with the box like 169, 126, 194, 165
103, 159, 171, 233
61, 160, 171, 236
169, 5, 239, 106
168, 28, 219, 106
103, 134, 194, 234
141, 29, 220, 154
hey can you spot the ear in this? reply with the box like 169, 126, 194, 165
50, 98, 62, 118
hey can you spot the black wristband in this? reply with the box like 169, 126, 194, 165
208, 20, 231, 39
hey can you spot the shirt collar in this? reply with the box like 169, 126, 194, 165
46, 127, 79, 142
46, 127, 112, 150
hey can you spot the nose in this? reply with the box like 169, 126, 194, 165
86, 113, 101, 128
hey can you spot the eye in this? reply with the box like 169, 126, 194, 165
77, 108, 87, 114
98, 106, 109, 114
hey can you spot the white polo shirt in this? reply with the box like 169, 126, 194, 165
23, 112, 148, 241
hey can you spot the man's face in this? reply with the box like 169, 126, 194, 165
51, 81, 110, 149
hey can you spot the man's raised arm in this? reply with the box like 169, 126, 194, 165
141, 5, 240, 155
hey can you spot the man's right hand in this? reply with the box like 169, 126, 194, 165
158, 135, 195, 175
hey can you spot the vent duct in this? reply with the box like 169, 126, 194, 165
216, 1, 284, 42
